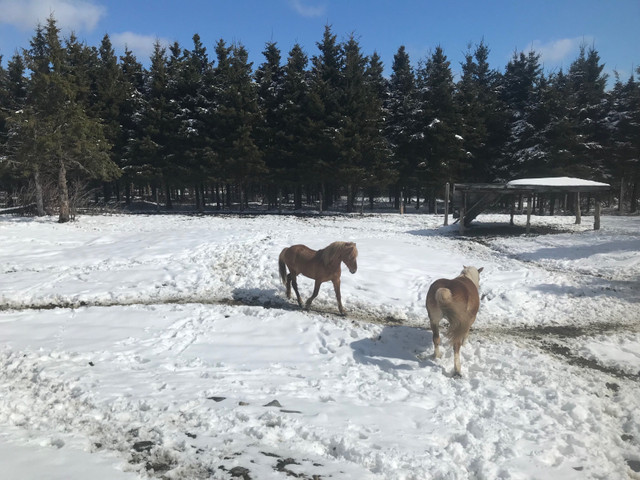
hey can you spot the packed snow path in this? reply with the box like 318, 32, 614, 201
1, 213, 639, 479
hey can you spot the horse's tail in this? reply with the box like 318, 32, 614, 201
278, 248, 288, 285
435, 287, 452, 306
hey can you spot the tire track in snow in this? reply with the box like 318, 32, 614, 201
2, 290, 638, 382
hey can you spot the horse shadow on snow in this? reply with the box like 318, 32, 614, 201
351, 325, 437, 372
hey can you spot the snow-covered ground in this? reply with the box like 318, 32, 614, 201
0, 212, 638, 479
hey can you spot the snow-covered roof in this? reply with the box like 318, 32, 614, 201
507, 176, 610, 188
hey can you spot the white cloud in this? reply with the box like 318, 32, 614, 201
0, 0, 105, 32
288, 0, 326, 18
111, 31, 169, 61
527, 36, 593, 65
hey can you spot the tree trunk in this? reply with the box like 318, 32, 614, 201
58, 160, 71, 223
631, 177, 638, 213
294, 185, 302, 210
33, 166, 45, 217
165, 182, 173, 209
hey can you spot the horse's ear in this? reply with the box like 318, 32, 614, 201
478, 267, 484, 273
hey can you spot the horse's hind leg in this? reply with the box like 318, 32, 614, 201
453, 339, 463, 376
291, 275, 304, 308
285, 273, 293, 299
426, 306, 443, 359
305, 279, 322, 311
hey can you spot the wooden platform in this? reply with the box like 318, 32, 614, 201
451, 178, 611, 234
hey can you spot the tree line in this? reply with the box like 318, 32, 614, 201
0, 16, 638, 222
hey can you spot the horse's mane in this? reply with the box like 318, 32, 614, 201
459, 265, 482, 288
319, 241, 358, 265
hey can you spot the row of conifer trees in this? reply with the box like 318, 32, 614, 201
0, 16, 638, 221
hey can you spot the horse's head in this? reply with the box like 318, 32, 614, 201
343, 242, 358, 274
460, 265, 483, 288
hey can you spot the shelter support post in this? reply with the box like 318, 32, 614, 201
594, 199, 601, 230
510, 195, 515, 226
459, 192, 466, 235
575, 192, 582, 225
444, 182, 450, 226
526, 195, 532, 233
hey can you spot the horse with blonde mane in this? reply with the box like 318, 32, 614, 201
279, 241, 358, 315
426, 266, 483, 376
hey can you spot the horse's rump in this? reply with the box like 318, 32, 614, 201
427, 275, 480, 342
278, 247, 289, 285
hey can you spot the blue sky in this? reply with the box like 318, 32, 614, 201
1, 0, 639, 87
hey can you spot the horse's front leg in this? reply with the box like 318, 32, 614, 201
331, 277, 345, 315
291, 275, 303, 308
305, 279, 322, 310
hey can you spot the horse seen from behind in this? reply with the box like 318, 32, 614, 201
426, 266, 483, 376
279, 241, 358, 315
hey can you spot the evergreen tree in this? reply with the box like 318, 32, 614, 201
338, 34, 369, 211
164, 40, 190, 202
416, 46, 464, 209
362, 51, 394, 209
138, 41, 172, 207
496, 50, 543, 180
385, 45, 419, 209
565, 45, 609, 180
214, 40, 264, 209
456, 40, 506, 182
280, 43, 311, 209
0, 56, 7, 154
12, 23, 49, 215
7, 16, 117, 221
118, 47, 145, 204
255, 41, 286, 208
608, 71, 640, 211
309, 25, 344, 210
179, 34, 216, 210
94, 34, 125, 201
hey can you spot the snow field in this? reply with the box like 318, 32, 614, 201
0, 212, 639, 479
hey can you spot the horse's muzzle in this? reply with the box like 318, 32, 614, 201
349, 266, 357, 274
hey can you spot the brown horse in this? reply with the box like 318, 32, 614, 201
279, 241, 358, 315
426, 266, 483, 376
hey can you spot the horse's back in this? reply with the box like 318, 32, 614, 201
281, 244, 317, 271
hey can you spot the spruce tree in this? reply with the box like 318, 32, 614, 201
385, 45, 419, 209
566, 45, 609, 180
118, 47, 145, 204
496, 50, 543, 180
94, 34, 125, 201
309, 25, 344, 210
280, 43, 310, 209
9, 16, 117, 221
456, 41, 506, 182
180, 34, 215, 210
138, 41, 171, 208
339, 34, 369, 211
255, 41, 286, 208
608, 71, 640, 211
415, 46, 463, 210
362, 51, 393, 209
214, 40, 264, 209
